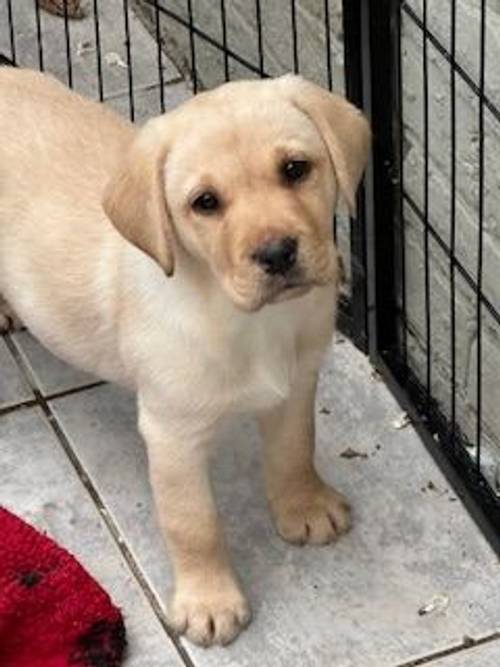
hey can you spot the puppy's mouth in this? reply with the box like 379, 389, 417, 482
267, 278, 312, 303
225, 273, 312, 311
225, 259, 335, 312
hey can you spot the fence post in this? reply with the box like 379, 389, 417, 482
350, 0, 402, 363
342, 0, 368, 352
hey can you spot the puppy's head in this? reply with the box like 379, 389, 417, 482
103, 75, 370, 311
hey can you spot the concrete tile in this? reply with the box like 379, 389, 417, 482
0, 407, 183, 666
11, 330, 98, 396
428, 641, 500, 666
0, 336, 33, 408
50, 384, 171, 604
0, 0, 179, 100
49, 339, 500, 667
107, 79, 192, 122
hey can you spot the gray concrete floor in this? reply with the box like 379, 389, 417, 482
1, 331, 500, 667
1, 1, 500, 665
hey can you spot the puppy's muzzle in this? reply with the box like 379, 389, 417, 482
251, 236, 298, 276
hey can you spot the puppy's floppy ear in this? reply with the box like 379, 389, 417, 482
277, 74, 371, 215
102, 116, 175, 276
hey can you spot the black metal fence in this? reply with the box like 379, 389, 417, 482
1, 0, 499, 550
362, 0, 500, 551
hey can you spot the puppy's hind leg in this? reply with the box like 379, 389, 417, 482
0, 294, 23, 333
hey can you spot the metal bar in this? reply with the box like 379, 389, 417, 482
93, 0, 104, 102
220, 0, 230, 81
122, 0, 135, 122
324, 0, 332, 91
154, 0, 166, 112
422, 0, 431, 404
6, 0, 16, 63
62, 0, 73, 88
290, 0, 299, 73
255, 0, 264, 76
34, 0, 44, 71
475, 0, 487, 472
330, 0, 338, 254
328, 0, 339, 243
342, 0, 369, 352
186, 0, 198, 92
449, 0, 457, 447
395, 2, 407, 366
354, 0, 400, 358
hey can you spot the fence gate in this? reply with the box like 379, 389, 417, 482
1, 0, 499, 551
358, 0, 500, 552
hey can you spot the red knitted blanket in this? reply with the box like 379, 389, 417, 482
0, 506, 126, 667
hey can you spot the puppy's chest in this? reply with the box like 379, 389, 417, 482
171, 314, 299, 414
218, 327, 297, 412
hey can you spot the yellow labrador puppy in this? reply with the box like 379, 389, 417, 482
0, 68, 369, 646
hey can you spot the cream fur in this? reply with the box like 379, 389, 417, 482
0, 68, 370, 647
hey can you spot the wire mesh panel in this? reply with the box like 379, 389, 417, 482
362, 0, 500, 547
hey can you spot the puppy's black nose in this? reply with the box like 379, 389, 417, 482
252, 236, 298, 275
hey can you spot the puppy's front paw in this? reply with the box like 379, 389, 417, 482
168, 578, 251, 647
272, 480, 351, 546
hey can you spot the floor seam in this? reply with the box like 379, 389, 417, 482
395, 631, 500, 666
3, 334, 195, 667
6, 333, 108, 400
0, 398, 38, 417
0, 380, 108, 416
46, 380, 108, 401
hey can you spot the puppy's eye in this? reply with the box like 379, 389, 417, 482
281, 160, 311, 184
192, 192, 220, 214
